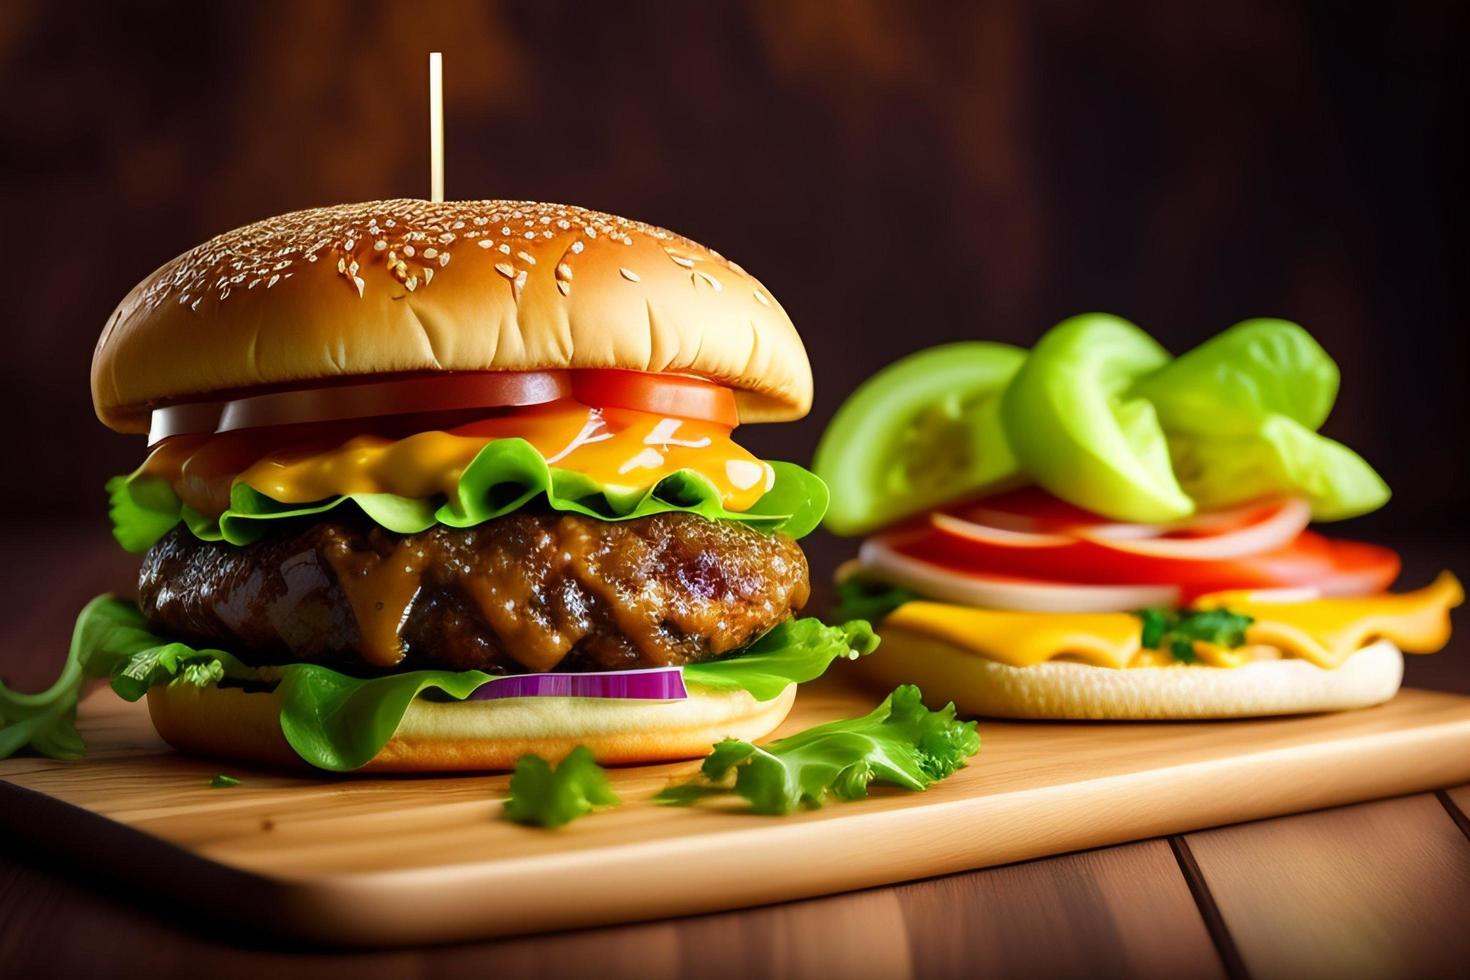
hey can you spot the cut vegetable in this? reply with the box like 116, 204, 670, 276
815, 342, 1026, 536
999, 313, 1194, 523
1083, 498, 1310, 560
467, 667, 688, 701
859, 535, 1180, 612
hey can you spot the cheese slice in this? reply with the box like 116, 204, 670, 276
1192, 572, 1464, 669
882, 572, 1463, 670
140, 402, 774, 519
883, 604, 1144, 669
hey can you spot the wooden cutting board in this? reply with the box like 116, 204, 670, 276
3, 678, 1469, 946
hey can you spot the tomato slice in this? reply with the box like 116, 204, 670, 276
893, 526, 1400, 602
148, 369, 740, 443
570, 370, 739, 428
150, 372, 572, 444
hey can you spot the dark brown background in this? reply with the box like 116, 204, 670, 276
1, 0, 1465, 544
2, 5, 1470, 975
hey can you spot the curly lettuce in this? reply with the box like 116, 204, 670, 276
656, 684, 980, 815
503, 747, 622, 828
109, 437, 829, 554
0, 598, 877, 772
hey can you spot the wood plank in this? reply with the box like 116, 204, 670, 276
0, 837, 1211, 979
4, 683, 1468, 945
1183, 794, 1470, 979
1444, 783, 1470, 836
894, 840, 1224, 979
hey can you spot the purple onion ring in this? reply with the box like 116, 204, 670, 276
466, 666, 689, 701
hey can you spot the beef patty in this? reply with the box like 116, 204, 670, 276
137, 511, 810, 674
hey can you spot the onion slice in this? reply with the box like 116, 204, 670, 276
859, 537, 1179, 613
467, 666, 689, 701
1087, 498, 1311, 561
929, 511, 1074, 549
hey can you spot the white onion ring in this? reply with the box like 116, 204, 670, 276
1086, 498, 1311, 561
859, 537, 1179, 613
929, 511, 1073, 549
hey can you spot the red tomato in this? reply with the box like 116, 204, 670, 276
571, 370, 740, 427
150, 369, 741, 442
892, 526, 1400, 601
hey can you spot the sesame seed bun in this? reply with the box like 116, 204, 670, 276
92, 200, 810, 433
856, 629, 1404, 720
145, 681, 797, 773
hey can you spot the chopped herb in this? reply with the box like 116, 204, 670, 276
656, 684, 980, 815
504, 745, 621, 828
831, 577, 920, 624
1135, 606, 1253, 662
209, 774, 240, 788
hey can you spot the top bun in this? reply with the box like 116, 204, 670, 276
92, 200, 811, 433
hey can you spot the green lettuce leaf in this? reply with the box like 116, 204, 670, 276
656, 684, 980, 815
1134, 319, 1388, 520
503, 746, 621, 828
110, 438, 829, 554
1131, 319, 1340, 436
0, 595, 167, 759
273, 663, 494, 771
1, 598, 873, 771
683, 618, 879, 701
830, 576, 920, 624
1000, 314, 1194, 523
1166, 415, 1390, 520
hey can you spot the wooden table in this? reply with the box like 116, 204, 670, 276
2, 527, 1467, 979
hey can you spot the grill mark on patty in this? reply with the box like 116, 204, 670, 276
137, 511, 810, 674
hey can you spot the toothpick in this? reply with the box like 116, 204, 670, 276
429, 52, 444, 203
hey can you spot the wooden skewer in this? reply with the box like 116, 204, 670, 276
429, 52, 444, 203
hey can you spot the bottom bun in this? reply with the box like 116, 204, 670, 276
147, 682, 796, 772
857, 626, 1404, 720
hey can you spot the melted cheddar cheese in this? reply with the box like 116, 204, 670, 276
139, 402, 775, 519
881, 572, 1462, 670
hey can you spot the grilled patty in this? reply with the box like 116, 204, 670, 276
137, 511, 810, 674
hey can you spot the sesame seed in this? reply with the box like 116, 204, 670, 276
753, 288, 771, 306
667, 253, 695, 269
556, 280, 572, 296
556, 263, 573, 280
133, 200, 722, 311
693, 270, 722, 291
495, 262, 515, 278
352, 275, 365, 297
619, 267, 641, 282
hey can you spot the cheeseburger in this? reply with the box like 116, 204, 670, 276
816, 314, 1460, 720
3, 200, 874, 772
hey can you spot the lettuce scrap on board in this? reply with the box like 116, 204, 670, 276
502, 746, 622, 828
109, 437, 830, 554
0, 597, 877, 772
656, 684, 980, 815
